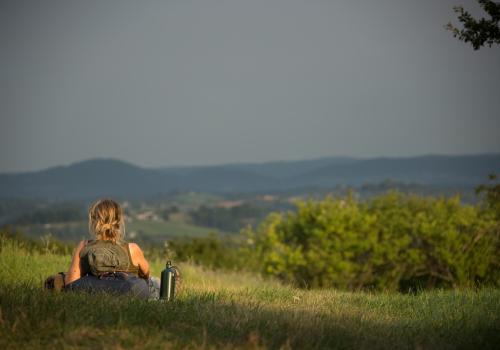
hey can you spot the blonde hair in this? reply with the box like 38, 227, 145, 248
88, 199, 125, 242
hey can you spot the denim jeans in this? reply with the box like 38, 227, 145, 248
65, 273, 152, 299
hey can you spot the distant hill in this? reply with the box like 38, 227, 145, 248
0, 154, 498, 199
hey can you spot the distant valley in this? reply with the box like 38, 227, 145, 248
1, 153, 498, 243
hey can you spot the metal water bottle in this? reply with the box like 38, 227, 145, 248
160, 261, 176, 301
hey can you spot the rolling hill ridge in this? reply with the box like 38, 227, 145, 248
0, 154, 498, 199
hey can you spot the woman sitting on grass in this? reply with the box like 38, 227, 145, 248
63, 198, 159, 299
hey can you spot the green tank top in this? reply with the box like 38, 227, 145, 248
80, 240, 140, 276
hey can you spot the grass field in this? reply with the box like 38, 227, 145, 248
1, 235, 499, 349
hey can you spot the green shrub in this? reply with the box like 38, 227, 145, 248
246, 192, 499, 291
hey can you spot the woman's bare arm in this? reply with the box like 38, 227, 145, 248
129, 243, 150, 279
65, 240, 85, 284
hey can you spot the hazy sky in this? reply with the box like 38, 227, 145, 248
1, 0, 499, 172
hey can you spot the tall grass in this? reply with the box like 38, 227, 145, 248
1, 235, 499, 349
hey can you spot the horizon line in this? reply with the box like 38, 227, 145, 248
1, 151, 499, 175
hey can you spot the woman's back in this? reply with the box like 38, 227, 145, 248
79, 240, 140, 277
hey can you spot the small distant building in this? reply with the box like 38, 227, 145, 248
260, 195, 277, 202
217, 200, 243, 209
136, 210, 159, 221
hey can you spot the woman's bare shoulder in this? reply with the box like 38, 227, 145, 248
128, 242, 144, 255
70, 240, 87, 260
76, 240, 87, 251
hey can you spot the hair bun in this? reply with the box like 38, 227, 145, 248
101, 223, 113, 231
88, 199, 125, 242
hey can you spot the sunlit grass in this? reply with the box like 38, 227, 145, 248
1, 235, 499, 349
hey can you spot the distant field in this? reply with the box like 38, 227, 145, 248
168, 191, 224, 208
128, 219, 223, 241
11, 218, 224, 244
1, 234, 499, 349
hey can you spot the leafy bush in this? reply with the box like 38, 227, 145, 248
245, 192, 499, 291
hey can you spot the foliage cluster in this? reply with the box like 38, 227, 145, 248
160, 205, 180, 220
476, 174, 500, 218
446, 0, 500, 49
189, 203, 268, 232
245, 191, 500, 291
